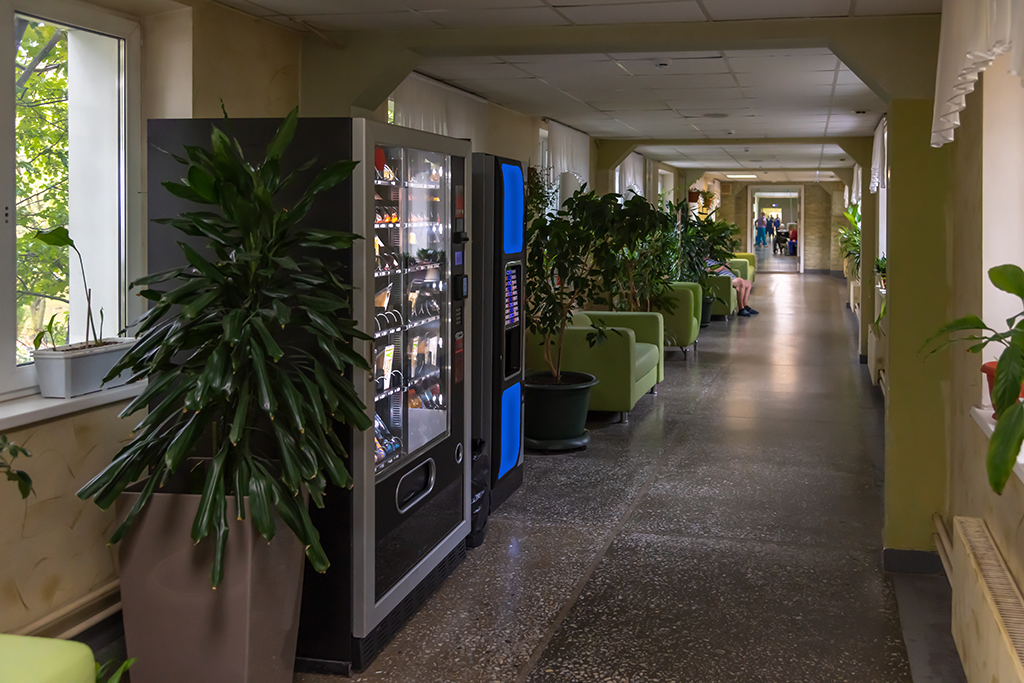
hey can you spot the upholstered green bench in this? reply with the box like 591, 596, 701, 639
0, 634, 95, 683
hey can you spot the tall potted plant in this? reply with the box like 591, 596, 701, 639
76, 109, 370, 683
836, 203, 862, 279
524, 187, 612, 448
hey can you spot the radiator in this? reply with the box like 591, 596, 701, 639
951, 516, 1024, 682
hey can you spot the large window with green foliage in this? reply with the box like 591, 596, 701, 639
15, 17, 69, 363
13, 14, 125, 366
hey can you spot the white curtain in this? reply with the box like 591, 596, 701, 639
618, 152, 645, 197
931, 0, 1024, 147
393, 73, 487, 143
851, 163, 862, 205
869, 118, 887, 194
548, 120, 590, 188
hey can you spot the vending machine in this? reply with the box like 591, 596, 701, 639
147, 118, 472, 676
471, 154, 525, 515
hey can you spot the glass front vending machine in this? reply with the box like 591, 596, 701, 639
296, 121, 472, 675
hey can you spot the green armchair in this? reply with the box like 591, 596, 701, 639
709, 258, 751, 318
526, 311, 664, 418
734, 252, 756, 282
658, 282, 701, 358
0, 634, 95, 683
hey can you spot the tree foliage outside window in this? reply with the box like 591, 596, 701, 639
15, 18, 70, 364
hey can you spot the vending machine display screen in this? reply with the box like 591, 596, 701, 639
504, 265, 520, 328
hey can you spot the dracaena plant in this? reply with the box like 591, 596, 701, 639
922, 264, 1024, 494
836, 203, 862, 279
526, 186, 615, 382
77, 108, 372, 587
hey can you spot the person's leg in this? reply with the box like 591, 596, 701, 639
733, 278, 752, 309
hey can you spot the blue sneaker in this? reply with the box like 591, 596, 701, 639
744, 306, 759, 315
738, 308, 751, 317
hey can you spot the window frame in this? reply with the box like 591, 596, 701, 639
0, 0, 141, 400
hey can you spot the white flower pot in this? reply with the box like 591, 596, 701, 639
32, 338, 136, 399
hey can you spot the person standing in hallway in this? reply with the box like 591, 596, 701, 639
755, 212, 767, 247
767, 217, 775, 242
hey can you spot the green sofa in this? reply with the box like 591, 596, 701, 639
658, 282, 700, 358
708, 258, 751, 317
0, 634, 94, 683
526, 310, 664, 417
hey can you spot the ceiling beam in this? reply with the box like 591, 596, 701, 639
620, 136, 874, 167
594, 139, 638, 171
325, 15, 940, 103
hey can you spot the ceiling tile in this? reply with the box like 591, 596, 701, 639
558, 1, 706, 24
854, 0, 941, 14
291, 11, 439, 29
726, 53, 839, 73
734, 70, 836, 87
427, 6, 569, 27
592, 100, 673, 111
242, 0, 407, 12
741, 85, 835, 99
618, 56, 730, 76
638, 73, 737, 89
833, 83, 877, 97
212, 0, 277, 15
416, 62, 532, 80
550, 75, 647, 91
702, 0, 850, 21
516, 60, 629, 78
835, 69, 866, 85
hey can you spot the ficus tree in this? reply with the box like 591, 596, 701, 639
77, 108, 372, 587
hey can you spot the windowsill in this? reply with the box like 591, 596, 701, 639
970, 406, 1024, 483
0, 383, 145, 432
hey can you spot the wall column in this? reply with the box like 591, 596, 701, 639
883, 99, 950, 566
859, 165, 877, 359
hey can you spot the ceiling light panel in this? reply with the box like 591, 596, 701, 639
558, 1, 707, 24
702, 0, 850, 21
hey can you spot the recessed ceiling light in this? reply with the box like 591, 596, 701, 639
727, 174, 758, 179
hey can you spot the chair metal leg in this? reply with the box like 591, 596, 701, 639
620, 412, 629, 424
681, 347, 688, 359
693, 339, 698, 358
649, 385, 658, 396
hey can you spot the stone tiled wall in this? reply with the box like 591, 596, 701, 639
0, 402, 134, 633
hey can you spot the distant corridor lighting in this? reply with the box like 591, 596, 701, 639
726, 174, 758, 179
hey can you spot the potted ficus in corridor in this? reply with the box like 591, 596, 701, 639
923, 264, 1024, 494
677, 208, 739, 327
30, 228, 134, 398
76, 109, 371, 683
523, 187, 613, 450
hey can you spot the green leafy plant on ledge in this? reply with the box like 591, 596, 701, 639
96, 658, 135, 683
0, 435, 33, 499
77, 108, 371, 587
836, 203, 862, 279
923, 264, 1024, 494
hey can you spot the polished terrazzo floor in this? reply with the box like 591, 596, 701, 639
753, 244, 800, 273
296, 274, 953, 683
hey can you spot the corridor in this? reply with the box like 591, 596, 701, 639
301, 275, 924, 683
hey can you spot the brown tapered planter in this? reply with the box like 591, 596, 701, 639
116, 472, 305, 683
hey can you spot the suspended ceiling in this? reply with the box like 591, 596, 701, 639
213, 0, 941, 30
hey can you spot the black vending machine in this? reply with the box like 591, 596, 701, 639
148, 118, 473, 676
471, 154, 525, 523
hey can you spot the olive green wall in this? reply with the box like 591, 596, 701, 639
883, 99, 950, 551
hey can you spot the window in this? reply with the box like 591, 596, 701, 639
0, 0, 141, 398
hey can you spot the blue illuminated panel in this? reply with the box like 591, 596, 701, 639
498, 383, 522, 479
501, 163, 524, 255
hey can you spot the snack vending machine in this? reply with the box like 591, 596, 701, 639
148, 117, 471, 675
471, 154, 525, 517
297, 121, 472, 674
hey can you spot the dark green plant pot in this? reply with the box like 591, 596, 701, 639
700, 296, 715, 328
524, 371, 598, 452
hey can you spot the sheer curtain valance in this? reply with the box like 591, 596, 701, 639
932, 0, 1024, 147
548, 120, 590, 187
869, 117, 887, 194
393, 73, 487, 143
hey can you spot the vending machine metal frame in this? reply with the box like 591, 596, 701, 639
348, 119, 473, 640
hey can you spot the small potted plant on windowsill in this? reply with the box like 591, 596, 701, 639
923, 264, 1024, 494
30, 228, 134, 399
524, 187, 615, 450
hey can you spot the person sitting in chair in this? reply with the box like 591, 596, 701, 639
707, 258, 758, 317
